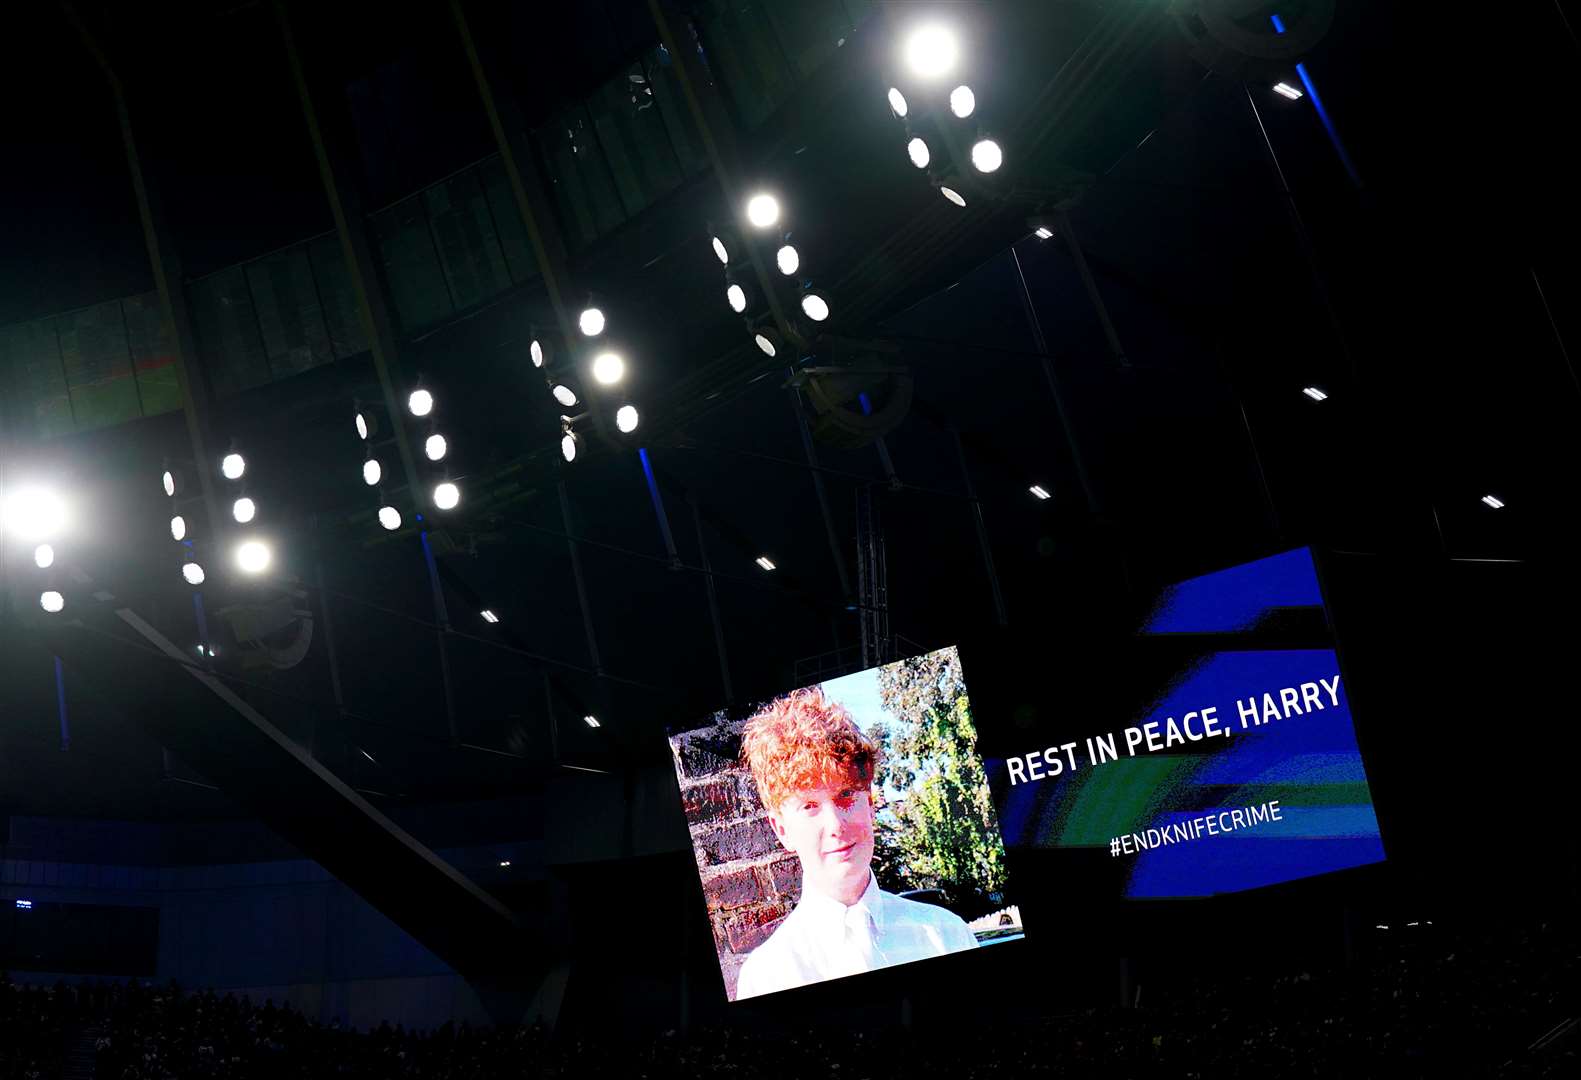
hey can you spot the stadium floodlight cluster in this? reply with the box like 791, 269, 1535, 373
885, 24, 1004, 208
709, 191, 832, 363
529, 302, 641, 464
406, 383, 463, 513
353, 401, 406, 531
217, 445, 271, 576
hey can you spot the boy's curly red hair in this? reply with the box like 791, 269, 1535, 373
741, 686, 880, 814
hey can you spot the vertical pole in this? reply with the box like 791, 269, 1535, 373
419, 529, 460, 744
558, 481, 603, 674
1057, 211, 1130, 370
691, 499, 734, 705
1009, 248, 1101, 515
951, 429, 1009, 627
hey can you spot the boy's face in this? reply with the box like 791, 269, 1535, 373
769, 784, 875, 904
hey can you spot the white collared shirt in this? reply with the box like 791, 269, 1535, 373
734, 872, 978, 1000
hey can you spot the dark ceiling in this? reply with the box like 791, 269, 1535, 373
0, 0, 1576, 834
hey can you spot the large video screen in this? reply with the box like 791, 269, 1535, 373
669, 646, 1023, 1002
989, 547, 1386, 898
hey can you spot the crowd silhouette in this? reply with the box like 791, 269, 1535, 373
2, 914, 1573, 1078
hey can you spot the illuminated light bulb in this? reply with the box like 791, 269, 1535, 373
592, 352, 625, 385
727, 284, 748, 313
425, 434, 448, 461
433, 482, 460, 510
182, 562, 206, 585
530, 339, 546, 368
40, 590, 64, 613
378, 506, 402, 530
940, 185, 966, 207
407, 389, 434, 417
232, 497, 256, 524
949, 84, 976, 118
236, 541, 271, 574
887, 87, 908, 117
971, 138, 1003, 173
221, 453, 246, 480
170, 515, 187, 541
801, 293, 830, 322
552, 384, 578, 407
754, 333, 777, 357
2, 487, 67, 541
561, 432, 579, 462
904, 25, 959, 78
162, 470, 177, 496
776, 244, 799, 276
363, 459, 382, 486
711, 236, 729, 264
746, 193, 780, 228
34, 544, 54, 569
907, 137, 930, 169
615, 405, 639, 433
578, 307, 605, 337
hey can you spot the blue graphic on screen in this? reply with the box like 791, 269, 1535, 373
994, 547, 1385, 898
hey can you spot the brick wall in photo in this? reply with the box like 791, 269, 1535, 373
670, 717, 801, 1001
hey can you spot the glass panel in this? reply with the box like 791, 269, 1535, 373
0, 318, 73, 438
477, 156, 540, 285
307, 235, 369, 359
57, 300, 142, 431
370, 196, 455, 331
646, 45, 707, 177
536, 105, 626, 250
423, 169, 513, 310
699, 0, 796, 129
121, 293, 182, 417
246, 245, 334, 379
189, 266, 272, 398
587, 64, 685, 218
765, 0, 850, 79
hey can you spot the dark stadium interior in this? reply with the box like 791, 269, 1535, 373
1, 0, 1577, 1076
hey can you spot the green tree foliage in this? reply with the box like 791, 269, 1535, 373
871, 648, 1006, 914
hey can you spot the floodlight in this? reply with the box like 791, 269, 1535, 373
221, 453, 246, 480
1302, 386, 1329, 401
481, 609, 500, 624
232, 497, 257, 524
615, 405, 639, 433
530, 339, 548, 368
355, 411, 378, 440
800, 293, 830, 322
40, 590, 64, 614
755, 556, 777, 571
971, 138, 1003, 173
2, 487, 66, 541
425, 433, 448, 461
236, 540, 272, 574
592, 352, 625, 386
1274, 82, 1304, 100
949, 85, 976, 118
711, 235, 730, 264
561, 431, 579, 462
887, 87, 908, 117
727, 283, 749, 313
579, 306, 606, 337
1030, 485, 1051, 501
363, 459, 382, 486
1034, 226, 1054, 239
162, 470, 178, 497
34, 544, 54, 569
583, 714, 601, 728
904, 25, 958, 78
408, 388, 434, 417
776, 244, 800, 276
753, 330, 780, 357
552, 384, 579, 407
378, 505, 402, 531
746, 193, 780, 228
433, 482, 460, 510
940, 185, 966, 207
182, 562, 206, 585
1481, 494, 1505, 509
906, 137, 931, 169
170, 515, 187, 541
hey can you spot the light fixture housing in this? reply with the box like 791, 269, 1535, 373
378, 506, 402, 531
949, 84, 976, 118
182, 562, 206, 585
40, 590, 65, 614
232, 497, 257, 524
530, 338, 549, 369
408, 388, 434, 417
1034, 226, 1054, 239
726, 282, 750, 314
615, 405, 639, 434
481, 609, 500, 624
433, 482, 460, 510
906, 136, 931, 169
971, 138, 1003, 173
776, 244, 800, 276
34, 544, 54, 569
711, 235, 730, 264
355, 411, 378, 440
363, 459, 382, 486
1302, 386, 1329, 401
236, 540, 272, 574
1481, 494, 1506, 509
745, 193, 781, 229
578, 306, 606, 337
162, 469, 179, 497
903, 24, 959, 78
800, 292, 830, 322
1030, 485, 1051, 501
939, 185, 967, 207
552, 384, 579, 408
170, 515, 187, 541
425, 433, 448, 461
561, 430, 580, 462
583, 714, 601, 728
1273, 81, 1304, 100
755, 555, 777, 571
592, 352, 626, 385
220, 453, 246, 480
887, 87, 908, 117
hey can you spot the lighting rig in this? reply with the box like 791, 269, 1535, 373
884, 24, 1006, 208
